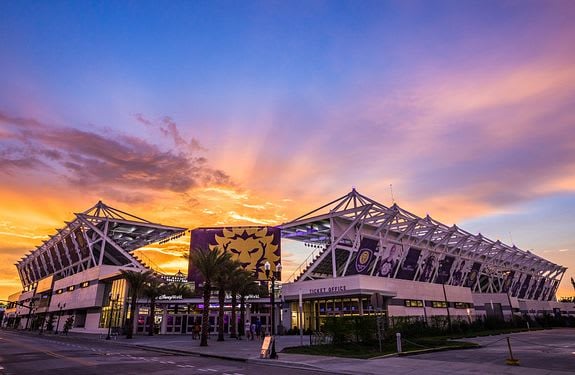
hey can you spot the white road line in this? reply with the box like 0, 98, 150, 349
165, 361, 175, 364
206, 369, 217, 372
198, 369, 208, 372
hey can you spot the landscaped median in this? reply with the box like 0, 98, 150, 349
280, 313, 567, 359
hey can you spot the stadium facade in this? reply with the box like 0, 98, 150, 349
279, 189, 574, 331
4, 190, 574, 335
4, 201, 186, 333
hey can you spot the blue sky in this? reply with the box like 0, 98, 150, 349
1, 0, 574, 298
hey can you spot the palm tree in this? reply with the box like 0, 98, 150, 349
120, 269, 154, 339
237, 271, 260, 339
143, 276, 166, 336
164, 281, 194, 298
214, 259, 242, 341
229, 268, 253, 339
188, 246, 232, 346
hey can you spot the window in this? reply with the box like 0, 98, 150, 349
404, 300, 424, 307
80, 281, 90, 288
455, 302, 472, 309
56, 289, 63, 294
431, 301, 448, 308
67, 285, 75, 292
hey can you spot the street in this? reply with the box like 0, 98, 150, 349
412, 328, 575, 373
0, 331, 323, 375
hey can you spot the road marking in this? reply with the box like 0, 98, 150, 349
0, 336, 96, 367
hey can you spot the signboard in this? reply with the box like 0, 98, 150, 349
435, 255, 455, 284
417, 252, 438, 282
36, 275, 54, 294
397, 248, 421, 280
260, 336, 274, 358
518, 274, 532, 298
464, 262, 482, 288
189, 226, 281, 283
347, 237, 378, 275
377, 244, 402, 278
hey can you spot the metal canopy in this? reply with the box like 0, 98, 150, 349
280, 189, 566, 302
16, 201, 186, 288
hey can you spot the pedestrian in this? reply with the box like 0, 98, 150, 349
256, 319, 262, 340
244, 320, 251, 340
250, 322, 256, 341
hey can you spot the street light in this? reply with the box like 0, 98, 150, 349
264, 261, 281, 360
29, 304, 37, 331
106, 293, 120, 340
55, 302, 66, 334
24, 299, 35, 331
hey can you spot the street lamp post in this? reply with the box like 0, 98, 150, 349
55, 302, 66, 334
25, 300, 35, 331
264, 261, 282, 360
29, 305, 37, 331
106, 293, 120, 340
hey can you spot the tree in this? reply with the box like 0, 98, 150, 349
188, 246, 232, 346
143, 276, 166, 336
229, 268, 254, 339
63, 316, 74, 335
164, 281, 194, 298
237, 270, 260, 339
120, 269, 154, 339
214, 259, 242, 341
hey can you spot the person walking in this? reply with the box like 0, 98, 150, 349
256, 318, 262, 340
250, 321, 256, 341
244, 320, 251, 340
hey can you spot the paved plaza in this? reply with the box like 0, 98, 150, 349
3, 328, 572, 374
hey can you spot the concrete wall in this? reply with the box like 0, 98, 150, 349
472, 293, 517, 320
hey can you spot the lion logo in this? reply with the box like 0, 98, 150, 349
355, 248, 372, 273
210, 227, 280, 280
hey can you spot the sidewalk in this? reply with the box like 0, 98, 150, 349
16, 329, 575, 375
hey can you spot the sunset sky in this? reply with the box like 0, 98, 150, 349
1, 1, 575, 301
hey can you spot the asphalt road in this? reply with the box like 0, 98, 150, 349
411, 328, 575, 373
0, 331, 322, 375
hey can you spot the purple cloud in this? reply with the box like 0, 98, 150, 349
0, 111, 232, 197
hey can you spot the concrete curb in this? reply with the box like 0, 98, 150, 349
396, 343, 480, 357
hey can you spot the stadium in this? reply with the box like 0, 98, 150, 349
3, 190, 574, 335
4, 201, 186, 333
279, 189, 573, 331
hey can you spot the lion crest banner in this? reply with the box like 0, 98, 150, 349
189, 226, 281, 282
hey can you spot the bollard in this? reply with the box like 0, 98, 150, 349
505, 337, 520, 366
526, 322, 530, 330
396, 332, 402, 353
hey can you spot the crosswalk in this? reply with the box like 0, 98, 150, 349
37, 338, 246, 374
